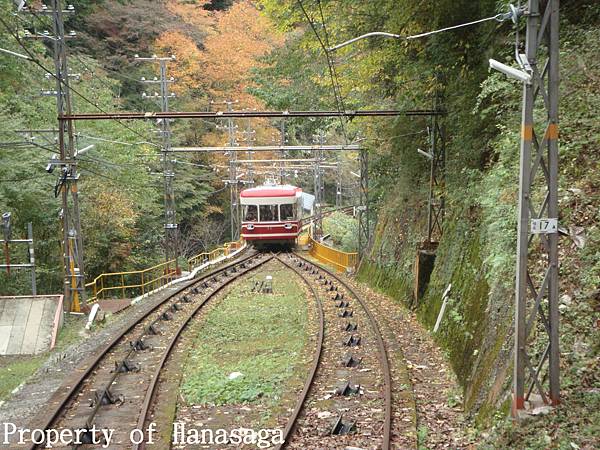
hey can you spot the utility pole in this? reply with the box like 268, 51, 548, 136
213, 100, 240, 240
513, 0, 560, 416
228, 100, 240, 240
357, 148, 369, 258
335, 150, 343, 207
21, 0, 86, 310
426, 84, 446, 244
137, 54, 179, 266
279, 120, 287, 184
241, 116, 256, 186
312, 130, 325, 238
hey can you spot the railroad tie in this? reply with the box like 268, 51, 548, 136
93, 388, 123, 406
341, 353, 361, 368
130, 338, 150, 351
343, 322, 358, 332
171, 302, 183, 312
343, 335, 361, 347
334, 381, 361, 396
113, 359, 140, 373
146, 323, 159, 335
332, 292, 344, 300
330, 415, 356, 435
161, 311, 172, 321
335, 300, 350, 308
181, 294, 192, 303
338, 309, 353, 318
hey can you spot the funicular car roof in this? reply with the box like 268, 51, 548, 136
240, 185, 301, 198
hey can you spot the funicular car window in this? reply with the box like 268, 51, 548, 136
259, 205, 278, 222
280, 203, 294, 220
244, 205, 258, 222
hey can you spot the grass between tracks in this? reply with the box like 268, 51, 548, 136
181, 263, 308, 406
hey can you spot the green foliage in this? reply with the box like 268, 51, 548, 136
256, 1, 600, 444
0, 1, 227, 294
322, 211, 358, 252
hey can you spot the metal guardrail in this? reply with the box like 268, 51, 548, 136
308, 236, 358, 272
85, 259, 179, 303
85, 239, 244, 303
297, 234, 310, 246
187, 239, 244, 269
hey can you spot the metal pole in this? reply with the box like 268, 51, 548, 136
160, 60, 178, 268
312, 131, 325, 238
137, 55, 178, 266
513, 0, 560, 415
51, 0, 86, 309
2, 240, 9, 276
246, 119, 255, 186
426, 84, 446, 244
336, 150, 343, 207
279, 120, 286, 183
226, 101, 240, 240
358, 148, 369, 258
547, 0, 561, 408
27, 223, 36, 295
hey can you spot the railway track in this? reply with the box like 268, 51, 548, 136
17, 250, 397, 449
20, 250, 269, 449
275, 252, 393, 450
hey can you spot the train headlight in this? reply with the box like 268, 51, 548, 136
284, 223, 292, 230
247, 224, 255, 230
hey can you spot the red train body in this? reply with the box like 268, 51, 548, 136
240, 184, 303, 247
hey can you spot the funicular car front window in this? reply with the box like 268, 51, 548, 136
280, 203, 294, 220
259, 205, 278, 221
244, 205, 258, 221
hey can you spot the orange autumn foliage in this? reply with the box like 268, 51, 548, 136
199, 1, 283, 100
154, 31, 203, 95
154, 1, 284, 180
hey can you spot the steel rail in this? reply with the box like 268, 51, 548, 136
134, 254, 275, 450
293, 252, 393, 450
274, 255, 325, 450
25, 250, 257, 450
60, 109, 442, 121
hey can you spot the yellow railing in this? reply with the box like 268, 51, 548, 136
297, 233, 310, 246
85, 258, 179, 303
309, 236, 358, 272
187, 238, 244, 270
85, 238, 245, 304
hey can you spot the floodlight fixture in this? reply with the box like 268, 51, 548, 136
489, 58, 532, 84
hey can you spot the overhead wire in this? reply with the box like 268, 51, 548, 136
316, 0, 348, 143
296, 0, 348, 142
327, 9, 518, 52
0, 13, 160, 149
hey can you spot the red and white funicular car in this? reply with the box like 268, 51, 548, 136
240, 184, 303, 247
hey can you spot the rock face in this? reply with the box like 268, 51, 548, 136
357, 200, 515, 422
